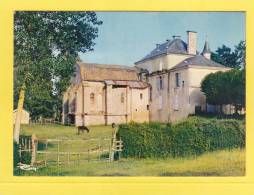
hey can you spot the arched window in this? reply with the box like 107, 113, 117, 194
90, 93, 95, 101
121, 92, 125, 103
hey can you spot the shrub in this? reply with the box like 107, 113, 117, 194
117, 117, 245, 158
13, 142, 19, 167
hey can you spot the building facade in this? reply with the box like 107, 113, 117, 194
13, 109, 30, 124
135, 31, 231, 122
62, 62, 150, 126
63, 31, 232, 125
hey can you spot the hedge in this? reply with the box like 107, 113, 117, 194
117, 117, 245, 158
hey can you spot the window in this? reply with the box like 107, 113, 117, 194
90, 93, 95, 101
121, 92, 125, 103
149, 87, 152, 101
182, 80, 185, 87
157, 76, 163, 90
175, 73, 180, 87
160, 76, 163, 90
140, 93, 143, 100
147, 105, 149, 110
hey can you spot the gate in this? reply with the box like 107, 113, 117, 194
18, 132, 123, 167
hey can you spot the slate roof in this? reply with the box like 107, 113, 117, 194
171, 55, 225, 70
202, 41, 211, 54
135, 38, 190, 63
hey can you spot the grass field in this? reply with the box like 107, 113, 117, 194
15, 123, 245, 176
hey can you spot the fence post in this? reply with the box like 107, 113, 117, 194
109, 131, 116, 162
31, 134, 37, 166
119, 137, 122, 160
57, 140, 60, 166
98, 137, 101, 161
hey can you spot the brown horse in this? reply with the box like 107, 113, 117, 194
77, 126, 90, 134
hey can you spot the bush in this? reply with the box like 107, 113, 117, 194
13, 136, 32, 167
13, 142, 19, 167
117, 117, 245, 158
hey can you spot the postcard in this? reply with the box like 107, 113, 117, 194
0, 0, 253, 194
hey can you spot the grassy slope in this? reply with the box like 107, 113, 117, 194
16, 122, 245, 176
16, 148, 245, 176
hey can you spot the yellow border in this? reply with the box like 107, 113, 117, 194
0, 0, 253, 194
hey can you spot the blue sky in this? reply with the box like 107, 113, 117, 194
80, 12, 245, 66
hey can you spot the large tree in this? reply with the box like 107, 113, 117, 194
211, 41, 246, 69
14, 11, 102, 143
201, 69, 245, 114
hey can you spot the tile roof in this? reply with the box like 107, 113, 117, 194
105, 80, 150, 89
77, 62, 139, 81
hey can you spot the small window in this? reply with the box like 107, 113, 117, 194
149, 87, 152, 101
182, 80, 185, 87
157, 76, 163, 90
140, 93, 143, 100
121, 92, 125, 103
147, 105, 149, 110
90, 93, 95, 101
159, 76, 163, 90
175, 73, 180, 87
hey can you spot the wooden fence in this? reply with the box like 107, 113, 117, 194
18, 133, 123, 167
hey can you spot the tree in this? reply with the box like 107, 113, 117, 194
201, 69, 245, 114
14, 11, 102, 143
211, 41, 246, 69
234, 41, 246, 68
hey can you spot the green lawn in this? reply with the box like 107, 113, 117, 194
16, 123, 245, 176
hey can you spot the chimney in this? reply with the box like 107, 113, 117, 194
172, 35, 181, 39
187, 31, 197, 55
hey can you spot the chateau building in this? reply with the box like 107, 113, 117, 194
135, 31, 230, 122
63, 31, 230, 126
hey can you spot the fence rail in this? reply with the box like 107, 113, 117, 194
18, 132, 123, 168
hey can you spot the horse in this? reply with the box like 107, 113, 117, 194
111, 122, 116, 129
77, 125, 90, 134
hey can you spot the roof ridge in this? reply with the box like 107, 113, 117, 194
135, 38, 189, 64
78, 62, 137, 71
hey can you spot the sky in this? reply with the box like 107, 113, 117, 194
80, 12, 245, 66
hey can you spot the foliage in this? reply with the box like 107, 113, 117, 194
201, 69, 245, 112
13, 141, 32, 168
14, 11, 102, 119
117, 117, 245, 158
14, 123, 244, 176
211, 41, 246, 69
13, 142, 19, 167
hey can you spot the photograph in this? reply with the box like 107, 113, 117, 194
13, 11, 246, 176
